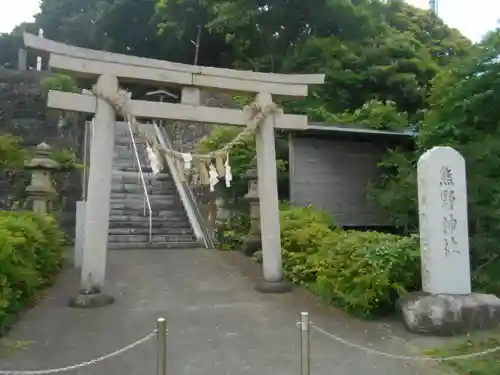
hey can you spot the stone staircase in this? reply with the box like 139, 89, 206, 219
108, 122, 200, 250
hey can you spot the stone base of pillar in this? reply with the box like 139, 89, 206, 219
68, 288, 115, 309
255, 279, 292, 294
242, 235, 261, 256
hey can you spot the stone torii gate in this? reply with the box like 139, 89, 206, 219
23, 33, 325, 306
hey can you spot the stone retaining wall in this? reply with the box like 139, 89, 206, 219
0, 67, 84, 237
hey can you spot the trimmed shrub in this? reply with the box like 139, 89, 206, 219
0, 211, 66, 333
253, 205, 421, 317
312, 230, 420, 317
279, 204, 334, 253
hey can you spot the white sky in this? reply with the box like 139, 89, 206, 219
406, 0, 500, 42
0, 0, 40, 34
0, 0, 499, 42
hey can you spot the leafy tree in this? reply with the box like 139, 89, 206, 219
0, 34, 22, 69
196, 0, 470, 115
35, 0, 109, 49
41, 74, 79, 92
33, 0, 228, 66
0, 22, 39, 69
383, 0, 471, 67
332, 99, 411, 130
155, 0, 229, 65
370, 30, 500, 293
1, 0, 469, 120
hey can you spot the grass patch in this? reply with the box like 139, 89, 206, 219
425, 336, 500, 375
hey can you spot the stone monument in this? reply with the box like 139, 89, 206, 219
398, 146, 500, 335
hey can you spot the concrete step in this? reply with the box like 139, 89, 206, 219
114, 126, 147, 134
110, 200, 181, 209
113, 155, 149, 163
108, 234, 197, 243
113, 158, 148, 166
114, 134, 143, 140
110, 195, 179, 204
108, 227, 193, 235
111, 184, 177, 194
109, 220, 191, 229
112, 156, 146, 163
114, 142, 148, 150
112, 160, 149, 168
112, 167, 159, 175
113, 148, 147, 155
109, 193, 178, 200
108, 241, 201, 250
113, 142, 148, 149
112, 171, 171, 181
110, 205, 183, 214
111, 180, 176, 189
109, 210, 185, 217
114, 142, 148, 149
112, 184, 177, 192
113, 181, 175, 188
110, 190, 178, 198
109, 214, 189, 223
113, 147, 148, 155
113, 165, 156, 172
108, 209, 186, 217
111, 185, 175, 193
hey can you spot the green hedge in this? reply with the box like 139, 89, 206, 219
306, 231, 420, 316
250, 205, 421, 317
0, 211, 67, 333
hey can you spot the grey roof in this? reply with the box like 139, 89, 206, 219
284, 122, 417, 139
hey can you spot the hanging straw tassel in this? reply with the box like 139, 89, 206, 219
225, 152, 232, 188
215, 155, 225, 177
182, 153, 193, 170
208, 163, 219, 192
198, 161, 210, 185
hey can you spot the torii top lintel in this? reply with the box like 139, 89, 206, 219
23, 33, 325, 98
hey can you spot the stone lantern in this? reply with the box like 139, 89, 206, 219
242, 157, 261, 256
25, 143, 60, 214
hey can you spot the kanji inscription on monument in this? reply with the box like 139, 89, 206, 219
417, 146, 471, 295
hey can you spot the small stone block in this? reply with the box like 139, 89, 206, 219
255, 279, 292, 294
398, 292, 500, 335
69, 289, 115, 309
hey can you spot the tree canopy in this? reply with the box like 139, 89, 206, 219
1, 0, 471, 119
369, 29, 500, 292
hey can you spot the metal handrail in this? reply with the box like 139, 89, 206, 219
126, 120, 153, 242
153, 123, 216, 248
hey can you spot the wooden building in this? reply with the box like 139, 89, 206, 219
287, 124, 415, 227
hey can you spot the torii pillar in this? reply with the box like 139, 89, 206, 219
69, 75, 118, 308
254, 92, 290, 293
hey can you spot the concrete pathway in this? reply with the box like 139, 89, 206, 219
0, 249, 442, 375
